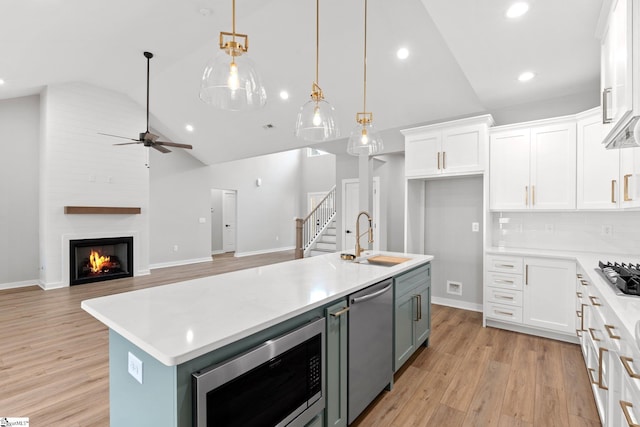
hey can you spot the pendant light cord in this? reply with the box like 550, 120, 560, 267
232, 0, 236, 42
316, 0, 320, 85
363, 0, 368, 113
146, 54, 150, 133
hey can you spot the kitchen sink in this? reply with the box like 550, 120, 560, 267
355, 255, 411, 266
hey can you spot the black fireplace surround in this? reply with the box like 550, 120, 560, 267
69, 236, 133, 286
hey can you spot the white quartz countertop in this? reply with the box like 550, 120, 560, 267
487, 247, 640, 350
81, 251, 432, 366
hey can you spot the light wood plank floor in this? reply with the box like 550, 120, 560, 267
1, 253, 600, 427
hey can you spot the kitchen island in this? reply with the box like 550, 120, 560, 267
82, 251, 433, 426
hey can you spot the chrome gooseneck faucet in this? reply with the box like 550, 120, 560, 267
355, 211, 373, 257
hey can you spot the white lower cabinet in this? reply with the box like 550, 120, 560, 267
485, 255, 575, 336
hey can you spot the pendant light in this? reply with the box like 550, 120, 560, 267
294, 0, 339, 141
347, 0, 383, 156
199, 0, 267, 111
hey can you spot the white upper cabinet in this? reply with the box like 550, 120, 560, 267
489, 118, 577, 211
402, 115, 494, 178
600, 0, 633, 126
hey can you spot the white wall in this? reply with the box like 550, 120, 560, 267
148, 147, 212, 268
0, 95, 40, 288
39, 83, 150, 288
300, 150, 336, 216
210, 189, 224, 254
491, 211, 640, 256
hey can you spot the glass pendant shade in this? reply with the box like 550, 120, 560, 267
295, 98, 339, 141
347, 120, 383, 156
199, 50, 267, 111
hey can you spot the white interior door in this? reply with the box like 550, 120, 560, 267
222, 190, 237, 253
342, 178, 380, 253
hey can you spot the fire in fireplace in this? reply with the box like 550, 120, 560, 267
69, 237, 133, 285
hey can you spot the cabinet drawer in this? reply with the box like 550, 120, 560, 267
487, 255, 523, 274
395, 264, 430, 298
487, 288, 522, 307
486, 303, 523, 323
487, 272, 523, 291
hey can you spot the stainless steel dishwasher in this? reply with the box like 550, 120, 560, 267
348, 278, 393, 424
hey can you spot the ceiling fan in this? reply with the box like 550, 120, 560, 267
98, 51, 193, 154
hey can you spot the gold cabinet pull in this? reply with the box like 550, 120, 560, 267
576, 310, 583, 318
330, 306, 350, 317
588, 368, 598, 385
494, 279, 515, 284
581, 279, 589, 286
418, 294, 422, 320
413, 295, 420, 321
525, 265, 529, 285
598, 347, 608, 390
496, 264, 515, 269
577, 274, 583, 279
602, 88, 613, 123
621, 356, 640, 379
604, 324, 620, 340
577, 304, 587, 332
624, 174, 633, 201
525, 186, 529, 206
620, 401, 640, 427
576, 329, 583, 337
437, 152, 441, 170
442, 151, 446, 169
589, 295, 601, 306
612, 179, 617, 203
495, 309, 513, 317
495, 294, 515, 301
532, 185, 536, 206
576, 291, 583, 298
588, 328, 600, 342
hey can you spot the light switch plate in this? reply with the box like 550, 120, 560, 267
128, 351, 143, 384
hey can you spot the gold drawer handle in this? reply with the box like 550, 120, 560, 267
588, 327, 600, 342
494, 279, 515, 284
588, 368, 598, 385
576, 291, 583, 298
496, 264, 515, 268
581, 280, 589, 286
330, 306, 350, 317
620, 401, 640, 427
621, 356, 640, 379
604, 324, 620, 340
612, 179, 617, 204
598, 347, 609, 390
576, 310, 583, 318
496, 294, 515, 300
576, 329, 583, 337
495, 310, 513, 316
589, 295, 601, 306
624, 174, 633, 202
577, 274, 583, 279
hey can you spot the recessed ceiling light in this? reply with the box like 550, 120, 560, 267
279, 90, 289, 100
396, 47, 409, 60
506, 2, 529, 19
185, 124, 194, 132
518, 71, 536, 82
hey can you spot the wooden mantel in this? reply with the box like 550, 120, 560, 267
64, 206, 141, 215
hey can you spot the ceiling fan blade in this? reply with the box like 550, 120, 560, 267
152, 144, 171, 154
113, 142, 141, 146
98, 132, 138, 141
155, 141, 193, 149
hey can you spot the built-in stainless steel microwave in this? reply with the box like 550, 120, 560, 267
192, 317, 325, 427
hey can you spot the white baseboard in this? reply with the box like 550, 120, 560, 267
40, 280, 65, 290
149, 257, 213, 270
0, 279, 40, 291
485, 319, 579, 344
211, 250, 225, 256
432, 296, 483, 313
235, 246, 295, 258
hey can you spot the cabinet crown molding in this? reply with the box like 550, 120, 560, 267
400, 114, 494, 136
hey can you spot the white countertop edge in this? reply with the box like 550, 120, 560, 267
82, 252, 433, 366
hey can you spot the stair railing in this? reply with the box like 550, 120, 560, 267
295, 185, 336, 259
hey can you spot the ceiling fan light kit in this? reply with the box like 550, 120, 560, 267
294, 0, 339, 142
199, 0, 267, 111
347, 0, 383, 156
98, 52, 193, 154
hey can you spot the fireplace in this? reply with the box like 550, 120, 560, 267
69, 237, 133, 286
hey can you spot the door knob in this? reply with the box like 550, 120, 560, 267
346, 230, 352, 234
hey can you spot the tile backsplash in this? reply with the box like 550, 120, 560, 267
491, 211, 640, 256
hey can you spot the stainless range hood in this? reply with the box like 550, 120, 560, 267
605, 115, 640, 149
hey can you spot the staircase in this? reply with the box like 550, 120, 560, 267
308, 220, 337, 257
295, 186, 337, 258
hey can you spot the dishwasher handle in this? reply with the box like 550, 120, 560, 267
351, 283, 393, 304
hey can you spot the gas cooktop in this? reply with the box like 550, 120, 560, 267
597, 261, 640, 297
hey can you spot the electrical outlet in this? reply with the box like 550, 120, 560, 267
472, 222, 480, 232
128, 352, 143, 384
602, 225, 613, 236
198, 217, 206, 224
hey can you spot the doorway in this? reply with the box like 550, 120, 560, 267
341, 178, 380, 253
211, 189, 237, 255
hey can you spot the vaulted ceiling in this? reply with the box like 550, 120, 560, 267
0, 0, 604, 164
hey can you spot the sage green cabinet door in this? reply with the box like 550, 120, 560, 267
394, 292, 417, 371
325, 300, 348, 427
414, 283, 431, 345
